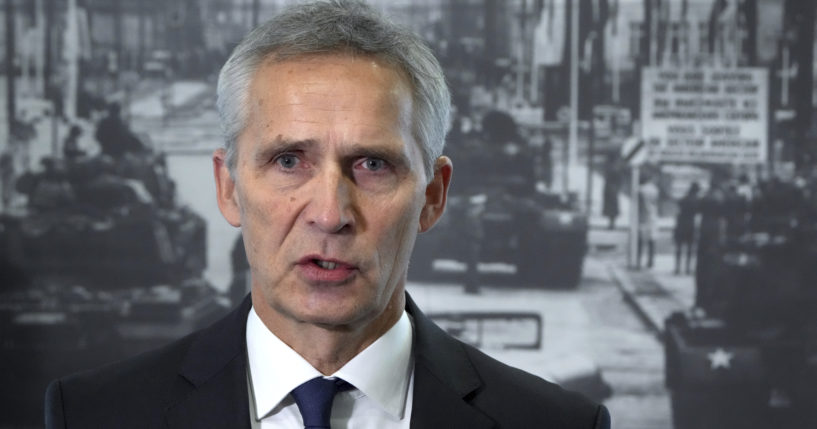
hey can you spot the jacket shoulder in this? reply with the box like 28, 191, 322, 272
46, 333, 196, 428
45, 296, 252, 428
406, 293, 609, 428
463, 344, 610, 428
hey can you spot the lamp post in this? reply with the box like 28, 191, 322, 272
5, 0, 17, 138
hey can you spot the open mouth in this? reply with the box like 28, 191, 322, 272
299, 256, 357, 283
314, 259, 339, 270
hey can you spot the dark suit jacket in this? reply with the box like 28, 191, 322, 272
46, 294, 610, 428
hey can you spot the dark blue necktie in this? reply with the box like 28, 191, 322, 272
290, 377, 351, 429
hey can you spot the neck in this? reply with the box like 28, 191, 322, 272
252, 291, 405, 375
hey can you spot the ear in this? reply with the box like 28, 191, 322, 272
213, 148, 242, 227
419, 156, 453, 233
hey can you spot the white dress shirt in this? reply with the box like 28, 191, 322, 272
246, 307, 414, 429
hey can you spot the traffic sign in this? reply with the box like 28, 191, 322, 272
621, 137, 646, 166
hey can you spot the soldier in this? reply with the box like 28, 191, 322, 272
0, 150, 14, 210
674, 182, 700, 275
95, 103, 144, 160
63, 125, 86, 161
602, 155, 621, 230
637, 176, 659, 269
695, 180, 726, 311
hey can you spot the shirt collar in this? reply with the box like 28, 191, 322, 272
246, 306, 414, 421
333, 311, 414, 419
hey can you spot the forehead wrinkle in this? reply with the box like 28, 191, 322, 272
252, 60, 411, 117
246, 54, 418, 166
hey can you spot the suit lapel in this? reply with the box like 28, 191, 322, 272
407, 294, 496, 429
160, 293, 496, 428
164, 295, 253, 429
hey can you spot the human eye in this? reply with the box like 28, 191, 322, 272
351, 155, 400, 190
360, 157, 387, 172
273, 153, 300, 169
354, 157, 395, 178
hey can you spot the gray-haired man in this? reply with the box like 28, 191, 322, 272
46, 1, 610, 427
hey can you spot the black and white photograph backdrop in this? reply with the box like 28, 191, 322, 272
2, 0, 817, 427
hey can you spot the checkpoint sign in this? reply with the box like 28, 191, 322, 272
641, 67, 768, 164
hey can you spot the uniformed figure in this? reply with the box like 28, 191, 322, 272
637, 176, 659, 269
602, 156, 621, 230
695, 181, 725, 311
95, 103, 145, 160
674, 182, 699, 275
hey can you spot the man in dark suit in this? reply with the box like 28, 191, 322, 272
46, 1, 610, 428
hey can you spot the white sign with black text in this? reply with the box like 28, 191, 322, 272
641, 67, 769, 164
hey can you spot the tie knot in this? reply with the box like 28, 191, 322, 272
290, 377, 351, 429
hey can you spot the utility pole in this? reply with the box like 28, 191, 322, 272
610, 0, 620, 104
5, 0, 17, 137
566, 0, 579, 194
244, 0, 251, 30
64, 0, 79, 121
776, 44, 795, 107
483, 0, 499, 88
43, 0, 53, 96
34, 0, 44, 95
515, 0, 526, 102
114, 0, 123, 77
645, 0, 656, 66
252, 0, 260, 28
138, 0, 146, 71
586, 0, 606, 213
787, 0, 815, 167
744, 0, 757, 65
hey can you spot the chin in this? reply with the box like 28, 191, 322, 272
297, 305, 374, 329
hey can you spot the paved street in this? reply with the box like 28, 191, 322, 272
590, 229, 675, 428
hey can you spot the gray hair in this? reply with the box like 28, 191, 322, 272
216, 0, 450, 180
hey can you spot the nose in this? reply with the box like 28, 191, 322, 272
305, 166, 356, 234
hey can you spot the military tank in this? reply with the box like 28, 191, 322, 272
664, 179, 817, 429
0, 149, 227, 426
409, 110, 587, 288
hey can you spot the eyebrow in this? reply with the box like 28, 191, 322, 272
253, 138, 318, 164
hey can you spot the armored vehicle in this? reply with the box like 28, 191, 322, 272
409, 110, 588, 288
0, 150, 226, 426
664, 179, 817, 429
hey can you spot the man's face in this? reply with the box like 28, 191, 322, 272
214, 54, 450, 332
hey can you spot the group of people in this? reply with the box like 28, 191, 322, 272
62, 101, 148, 162
673, 169, 817, 276
14, 98, 174, 217
638, 174, 757, 275
602, 158, 777, 276
605, 158, 817, 322
601, 158, 661, 271
693, 172, 817, 310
